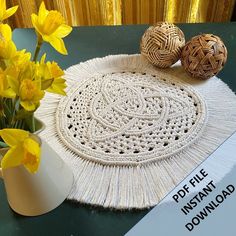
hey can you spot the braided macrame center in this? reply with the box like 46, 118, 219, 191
56, 72, 206, 165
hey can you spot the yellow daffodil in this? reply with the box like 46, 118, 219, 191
19, 79, 45, 111
0, 24, 16, 57
37, 54, 66, 95
0, 40, 17, 62
0, 129, 41, 173
45, 67, 66, 95
0, 0, 18, 22
31, 2, 72, 55
12, 50, 31, 68
0, 67, 15, 98
6, 62, 45, 111
0, 24, 31, 68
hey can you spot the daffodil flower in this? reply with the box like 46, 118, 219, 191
6, 61, 45, 111
19, 78, 45, 111
0, 23, 32, 72
0, 0, 18, 22
38, 54, 66, 95
0, 24, 17, 63
0, 129, 41, 173
12, 49, 31, 68
31, 2, 72, 55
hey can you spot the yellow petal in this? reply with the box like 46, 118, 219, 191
0, 0, 6, 10
5, 66, 20, 94
43, 35, 68, 55
1, 145, 24, 169
5, 66, 20, 91
47, 61, 64, 77
22, 138, 41, 173
46, 77, 66, 95
31, 13, 42, 35
7, 74, 20, 94
23, 152, 40, 173
53, 24, 72, 38
38, 1, 48, 25
0, 40, 17, 60
42, 10, 64, 35
3, 5, 18, 21
0, 23, 12, 40
34, 89, 45, 101
38, 62, 50, 79
0, 129, 29, 147
1, 87, 16, 98
0, 69, 16, 98
19, 78, 43, 98
20, 100, 37, 111
19, 79, 35, 100
40, 53, 47, 64
13, 50, 31, 68
0, 0, 6, 20
24, 138, 40, 156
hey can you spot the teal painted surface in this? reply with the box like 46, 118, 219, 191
0, 23, 235, 236
12, 23, 236, 91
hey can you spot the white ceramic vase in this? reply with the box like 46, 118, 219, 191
0, 120, 74, 216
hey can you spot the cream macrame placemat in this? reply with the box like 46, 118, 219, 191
36, 54, 236, 209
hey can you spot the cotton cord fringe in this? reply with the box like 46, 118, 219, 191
36, 54, 236, 209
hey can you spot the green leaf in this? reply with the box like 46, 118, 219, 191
15, 98, 20, 111
3, 99, 12, 122
15, 109, 33, 120
24, 114, 36, 133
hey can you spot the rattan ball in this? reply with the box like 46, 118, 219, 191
140, 22, 185, 68
181, 34, 227, 80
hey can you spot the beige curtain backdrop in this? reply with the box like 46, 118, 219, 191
6, 0, 235, 28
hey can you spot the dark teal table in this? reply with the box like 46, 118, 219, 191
0, 23, 235, 236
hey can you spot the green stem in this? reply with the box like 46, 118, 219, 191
0, 97, 7, 129
29, 113, 36, 133
33, 36, 43, 62
0, 97, 4, 113
17, 119, 22, 129
32, 115, 35, 132
10, 96, 19, 128
3, 99, 12, 126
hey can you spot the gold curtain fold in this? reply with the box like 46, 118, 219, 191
7, 0, 235, 28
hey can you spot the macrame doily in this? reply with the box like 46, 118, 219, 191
57, 72, 206, 165
37, 54, 236, 209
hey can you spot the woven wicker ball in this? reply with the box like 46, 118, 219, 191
181, 34, 227, 80
140, 22, 185, 68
